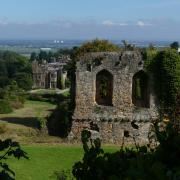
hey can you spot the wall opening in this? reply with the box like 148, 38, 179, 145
132, 71, 150, 108
96, 69, 113, 106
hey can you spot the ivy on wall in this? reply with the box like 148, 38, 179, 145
145, 48, 180, 118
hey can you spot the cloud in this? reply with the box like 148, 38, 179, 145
136, 20, 152, 27
0, 17, 179, 40
0, 17, 8, 26
102, 20, 128, 27
102, 20, 153, 27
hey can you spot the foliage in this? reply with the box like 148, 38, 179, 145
53, 170, 74, 180
72, 123, 180, 180
170, 41, 179, 50
30, 49, 73, 63
47, 92, 72, 137
0, 139, 28, 179
145, 49, 180, 117
73, 39, 120, 59
0, 81, 26, 113
0, 51, 32, 90
121, 40, 136, 50
0, 100, 13, 114
37, 116, 47, 130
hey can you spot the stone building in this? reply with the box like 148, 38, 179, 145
32, 55, 70, 89
71, 51, 158, 144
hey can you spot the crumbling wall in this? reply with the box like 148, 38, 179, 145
71, 51, 158, 143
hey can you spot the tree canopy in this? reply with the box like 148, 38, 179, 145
73, 39, 120, 59
170, 41, 179, 50
0, 51, 32, 90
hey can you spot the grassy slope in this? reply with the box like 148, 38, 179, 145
0, 100, 56, 143
0, 91, 120, 179
5, 145, 119, 180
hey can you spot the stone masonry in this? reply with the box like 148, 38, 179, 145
71, 51, 158, 144
32, 56, 70, 89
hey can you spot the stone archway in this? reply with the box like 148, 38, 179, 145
96, 69, 113, 106
132, 70, 150, 108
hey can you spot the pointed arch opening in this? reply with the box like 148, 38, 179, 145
132, 71, 150, 108
96, 69, 113, 106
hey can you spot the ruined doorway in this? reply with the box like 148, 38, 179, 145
96, 69, 113, 106
132, 70, 150, 108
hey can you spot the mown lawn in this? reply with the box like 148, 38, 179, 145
4, 145, 119, 180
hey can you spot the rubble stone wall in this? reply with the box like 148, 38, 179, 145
71, 51, 158, 143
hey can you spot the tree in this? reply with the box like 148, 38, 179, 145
0, 51, 33, 90
38, 51, 48, 62
30, 52, 37, 62
14, 72, 33, 91
170, 41, 179, 50
73, 39, 120, 59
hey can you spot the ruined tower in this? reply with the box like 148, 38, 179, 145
71, 51, 158, 143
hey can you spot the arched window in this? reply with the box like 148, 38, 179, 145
132, 71, 150, 108
96, 70, 113, 106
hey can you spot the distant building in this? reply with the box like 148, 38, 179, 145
32, 55, 70, 89
40, 48, 52, 51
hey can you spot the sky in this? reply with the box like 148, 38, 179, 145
0, 0, 180, 40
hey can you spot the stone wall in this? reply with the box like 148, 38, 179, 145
71, 51, 158, 144
32, 61, 68, 89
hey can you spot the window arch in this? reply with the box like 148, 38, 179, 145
132, 71, 150, 108
96, 69, 113, 106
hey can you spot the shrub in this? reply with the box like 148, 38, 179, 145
53, 170, 73, 180
72, 124, 180, 180
0, 100, 13, 114
0, 123, 8, 134
37, 116, 47, 130
9, 99, 24, 109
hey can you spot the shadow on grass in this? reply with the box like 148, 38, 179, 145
0, 117, 39, 128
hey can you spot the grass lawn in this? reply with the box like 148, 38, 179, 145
4, 145, 120, 180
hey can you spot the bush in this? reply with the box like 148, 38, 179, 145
0, 123, 8, 134
53, 170, 73, 180
37, 116, 47, 130
0, 100, 13, 114
27, 93, 44, 101
72, 124, 180, 180
9, 99, 24, 109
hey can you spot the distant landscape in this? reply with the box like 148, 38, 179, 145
0, 39, 178, 57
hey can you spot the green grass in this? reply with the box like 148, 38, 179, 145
4, 145, 119, 180
0, 100, 57, 143
0, 100, 56, 119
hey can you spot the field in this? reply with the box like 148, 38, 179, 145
3, 145, 119, 180
0, 90, 120, 179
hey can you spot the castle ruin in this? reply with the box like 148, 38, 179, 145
32, 55, 70, 89
71, 51, 158, 144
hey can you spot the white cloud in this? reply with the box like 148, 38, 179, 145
102, 20, 114, 26
102, 19, 153, 27
136, 20, 152, 27
102, 20, 128, 27
0, 17, 8, 26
